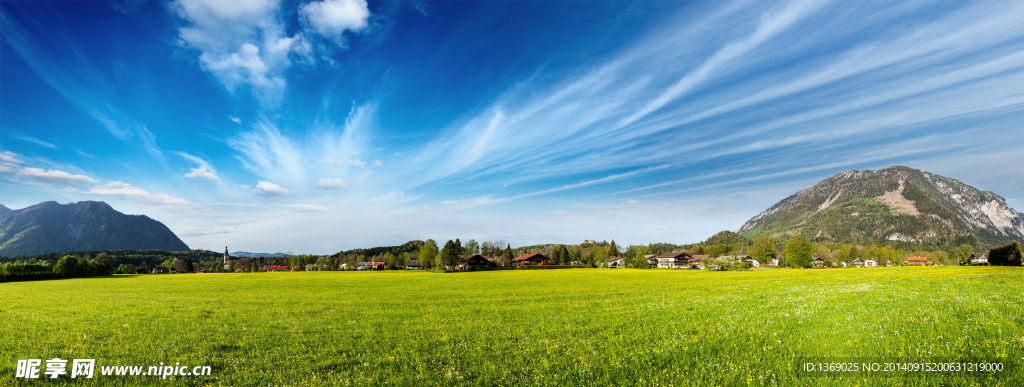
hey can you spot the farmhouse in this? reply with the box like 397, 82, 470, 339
405, 260, 422, 270
153, 266, 170, 274
969, 253, 988, 265
853, 258, 864, 268
904, 256, 929, 266
460, 255, 495, 271
607, 256, 623, 268
864, 259, 878, 268
689, 255, 710, 269
811, 257, 824, 267
656, 252, 692, 269
358, 262, 385, 271
512, 253, 549, 266
645, 254, 658, 267
265, 265, 290, 272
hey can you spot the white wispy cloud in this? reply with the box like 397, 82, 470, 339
291, 203, 328, 213
315, 177, 346, 189
229, 116, 242, 124
321, 158, 366, 167
1, 13, 162, 159
253, 180, 296, 196
228, 121, 304, 184
0, 152, 98, 185
65, 181, 193, 206
4, 128, 57, 149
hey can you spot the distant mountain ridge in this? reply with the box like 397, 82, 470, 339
737, 166, 1024, 249
231, 251, 286, 258
0, 201, 190, 257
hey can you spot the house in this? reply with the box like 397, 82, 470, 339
358, 262, 385, 271
770, 257, 780, 266
459, 255, 495, 271
969, 253, 988, 266
569, 259, 582, 266
656, 252, 693, 269
645, 254, 659, 267
904, 256, 929, 266
853, 258, 864, 268
607, 257, 624, 268
135, 267, 150, 274
405, 260, 422, 270
864, 259, 878, 268
152, 266, 170, 274
512, 253, 549, 266
745, 258, 760, 267
811, 257, 825, 267
690, 255, 711, 269
265, 265, 289, 272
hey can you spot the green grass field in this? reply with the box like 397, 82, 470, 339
3, 267, 1023, 386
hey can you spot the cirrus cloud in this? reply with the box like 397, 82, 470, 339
291, 203, 328, 213
315, 177, 346, 189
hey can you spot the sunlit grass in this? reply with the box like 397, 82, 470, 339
2, 267, 1022, 386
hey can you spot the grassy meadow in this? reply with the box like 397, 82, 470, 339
2, 267, 1023, 386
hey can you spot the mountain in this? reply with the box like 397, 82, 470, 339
0, 201, 190, 257
231, 251, 286, 258
737, 166, 1024, 249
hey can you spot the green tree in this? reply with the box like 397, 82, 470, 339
465, 239, 480, 255
706, 243, 733, 258
503, 245, 514, 267
607, 240, 621, 257
560, 245, 570, 264
749, 235, 776, 264
184, 259, 195, 273
420, 239, 439, 269
551, 245, 564, 265
53, 255, 78, 278
955, 244, 975, 264
784, 236, 812, 268
440, 240, 460, 270
988, 242, 1023, 266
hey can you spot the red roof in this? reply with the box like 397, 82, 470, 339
266, 265, 290, 271
513, 253, 546, 262
906, 257, 928, 262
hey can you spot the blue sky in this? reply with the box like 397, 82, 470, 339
2, 0, 1023, 254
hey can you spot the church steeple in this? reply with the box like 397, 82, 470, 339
223, 246, 230, 270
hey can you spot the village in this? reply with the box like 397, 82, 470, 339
221, 250, 993, 273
